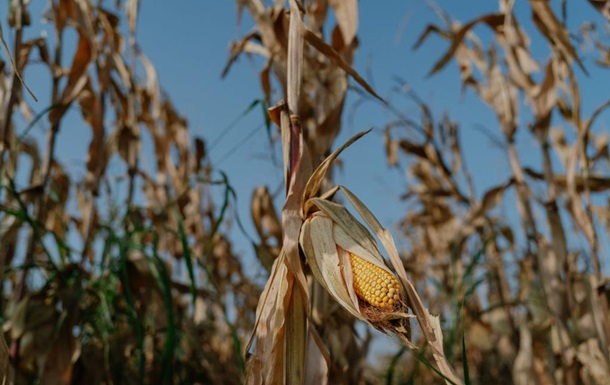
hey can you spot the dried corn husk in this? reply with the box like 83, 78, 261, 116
299, 130, 463, 385
300, 200, 409, 323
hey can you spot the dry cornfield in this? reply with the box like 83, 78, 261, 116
0, 0, 609, 384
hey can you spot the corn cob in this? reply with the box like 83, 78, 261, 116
349, 253, 400, 310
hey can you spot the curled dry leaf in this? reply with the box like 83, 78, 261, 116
49, 29, 93, 125
416, 13, 505, 77
530, 0, 586, 73
383, 128, 399, 167
303, 27, 383, 103
251, 186, 282, 271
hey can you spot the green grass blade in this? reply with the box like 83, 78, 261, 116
148, 234, 177, 384
174, 208, 197, 308
462, 330, 471, 385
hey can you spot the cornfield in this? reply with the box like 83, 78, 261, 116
0, 0, 609, 384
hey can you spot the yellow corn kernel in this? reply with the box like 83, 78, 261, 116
349, 253, 400, 310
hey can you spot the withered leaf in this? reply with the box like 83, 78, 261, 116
588, 0, 610, 21
420, 14, 505, 76
525, 167, 610, 192
303, 27, 383, 102
49, 30, 93, 125
383, 128, 398, 167
530, 0, 586, 73
329, 0, 358, 45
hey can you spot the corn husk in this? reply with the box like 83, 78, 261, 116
299, 130, 463, 385
300, 201, 408, 321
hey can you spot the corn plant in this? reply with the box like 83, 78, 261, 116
228, 1, 461, 384
0, 1, 257, 383
376, 0, 610, 383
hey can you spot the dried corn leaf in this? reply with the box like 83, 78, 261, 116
329, 0, 358, 45
49, 30, 93, 124
245, 256, 290, 385
588, 0, 610, 21
304, 329, 329, 385
383, 128, 399, 167
530, 0, 586, 72
530, 60, 557, 131
577, 338, 610, 385
126, 0, 140, 36
302, 28, 383, 102
524, 167, 610, 192
470, 179, 514, 219
251, 186, 282, 263
420, 14, 505, 76
303, 129, 370, 207
286, 275, 306, 385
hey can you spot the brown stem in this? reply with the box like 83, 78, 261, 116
539, 138, 571, 308
507, 137, 576, 376
81, 57, 107, 260
564, 63, 610, 352
506, 139, 538, 246
2, 0, 26, 373
0, 0, 25, 169
10, 7, 64, 370
539, 135, 579, 375
80, 197, 97, 261
125, 37, 139, 208
486, 227, 517, 338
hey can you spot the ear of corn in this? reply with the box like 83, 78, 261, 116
349, 253, 400, 310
